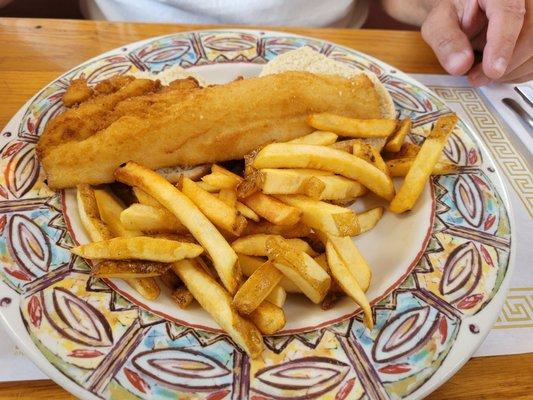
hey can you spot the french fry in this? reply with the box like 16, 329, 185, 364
172, 259, 263, 357
314, 253, 344, 296
94, 188, 142, 237
243, 220, 311, 238
78, 184, 160, 300
133, 187, 162, 208
76, 184, 111, 242
271, 258, 327, 302
236, 201, 260, 222
246, 178, 270, 198
232, 234, 318, 257
384, 142, 420, 159
159, 269, 181, 290
232, 260, 283, 315
315, 175, 367, 201
287, 131, 338, 145
266, 237, 331, 304
253, 143, 395, 200
121, 203, 187, 233
246, 173, 266, 197
268, 168, 330, 178
91, 260, 171, 278
328, 198, 358, 208
243, 192, 301, 226
207, 165, 301, 225
313, 253, 330, 273
326, 241, 373, 328
236, 175, 260, 199
209, 165, 261, 199
180, 177, 247, 236
255, 168, 366, 201
196, 181, 219, 193
129, 188, 190, 312
244, 149, 260, 175
330, 138, 387, 153
257, 168, 326, 198
358, 207, 384, 234
212, 164, 243, 182
126, 277, 161, 301
249, 301, 286, 335
201, 173, 238, 190
386, 158, 459, 177
72, 236, 204, 262
324, 234, 371, 292
398, 142, 420, 158
205, 164, 261, 199
238, 254, 302, 294
238, 254, 266, 276
385, 118, 412, 153
171, 286, 195, 309
197, 256, 217, 279
352, 140, 389, 175
266, 285, 287, 307
350, 140, 373, 162
390, 114, 458, 213
149, 233, 196, 242
330, 139, 356, 153
308, 113, 397, 138
218, 188, 237, 208
115, 162, 241, 294
277, 279, 304, 296
201, 164, 242, 190
274, 195, 360, 236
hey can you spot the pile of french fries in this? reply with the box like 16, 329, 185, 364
71, 112, 458, 358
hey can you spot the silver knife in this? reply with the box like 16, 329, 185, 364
502, 97, 533, 132
515, 85, 533, 108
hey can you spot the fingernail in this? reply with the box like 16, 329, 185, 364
446, 51, 470, 75
493, 57, 507, 75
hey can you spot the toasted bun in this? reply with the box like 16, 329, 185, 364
132, 64, 208, 87
156, 164, 210, 183
260, 46, 396, 119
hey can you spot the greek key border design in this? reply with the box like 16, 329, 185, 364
430, 86, 532, 217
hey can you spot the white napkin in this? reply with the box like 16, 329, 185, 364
479, 82, 533, 156
412, 74, 533, 357
0, 329, 47, 381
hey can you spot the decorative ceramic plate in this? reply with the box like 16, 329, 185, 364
0, 30, 514, 400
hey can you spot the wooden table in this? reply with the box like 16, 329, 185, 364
0, 17, 532, 400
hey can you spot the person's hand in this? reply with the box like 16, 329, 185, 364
420, 0, 532, 86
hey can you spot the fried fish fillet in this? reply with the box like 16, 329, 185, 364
94, 75, 136, 95
37, 77, 201, 160
62, 78, 94, 107
40, 71, 384, 189
62, 75, 140, 108
37, 78, 159, 156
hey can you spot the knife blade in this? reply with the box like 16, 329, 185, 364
515, 85, 533, 108
502, 98, 533, 132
